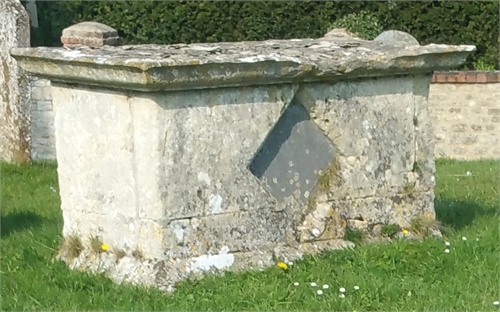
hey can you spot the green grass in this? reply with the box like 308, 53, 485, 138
1, 159, 499, 311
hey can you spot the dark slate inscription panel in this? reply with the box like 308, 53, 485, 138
249, 100, 336, 203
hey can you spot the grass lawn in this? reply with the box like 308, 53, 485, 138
1, 159, 499, 311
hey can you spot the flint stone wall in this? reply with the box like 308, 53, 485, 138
11, 35, 474, 291
0, 0, 31, 163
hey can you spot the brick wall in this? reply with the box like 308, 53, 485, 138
27, 71, 499, 161
428, 71, 499, 160
30, 76, 56, 160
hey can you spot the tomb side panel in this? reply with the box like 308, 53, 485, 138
52, 85, 138, 241
298, 76, 417, 200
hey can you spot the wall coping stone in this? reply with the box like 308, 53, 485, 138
432, 70, 500, 84
11, 38, 475, 92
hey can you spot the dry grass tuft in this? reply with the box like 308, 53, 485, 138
59, 234, 84, 261
132, 247, 144, 260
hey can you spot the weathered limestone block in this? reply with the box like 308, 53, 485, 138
11, 27, 475, 292
61, 22, 120, 48
0, 0, 31, 163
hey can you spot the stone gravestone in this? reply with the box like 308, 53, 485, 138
0, 0, 31, 163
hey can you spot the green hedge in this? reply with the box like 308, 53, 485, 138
25, 1, 499, 69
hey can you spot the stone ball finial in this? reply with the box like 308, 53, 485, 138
61, 21, 120, 48
374, 30, 420, 46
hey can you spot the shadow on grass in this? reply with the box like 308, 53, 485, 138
1, 211, 46, 238
435, 199, 498, 231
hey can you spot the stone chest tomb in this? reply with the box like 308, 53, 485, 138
11, 24, 475, 291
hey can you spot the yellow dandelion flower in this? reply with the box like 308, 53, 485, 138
277, 261, 289, 270
101, 244, 109, 251
402, 229, 409, 235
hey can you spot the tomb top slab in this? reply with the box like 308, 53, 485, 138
11, 37, 475, 91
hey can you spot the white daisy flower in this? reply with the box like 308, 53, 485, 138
293, 282, 299, 286
445, 248, 450, 253
354, 285, 360, 290
339, 287, 346, 293
445, 241, 450, 246
322, 284, 329, 289
317, 290, 323, 295
339, 294, 345, 298
310, 282, 317, 287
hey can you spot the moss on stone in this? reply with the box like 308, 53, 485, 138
412, 161, 420, 173
402, 181, 417, 199
381, 224, 399, 237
